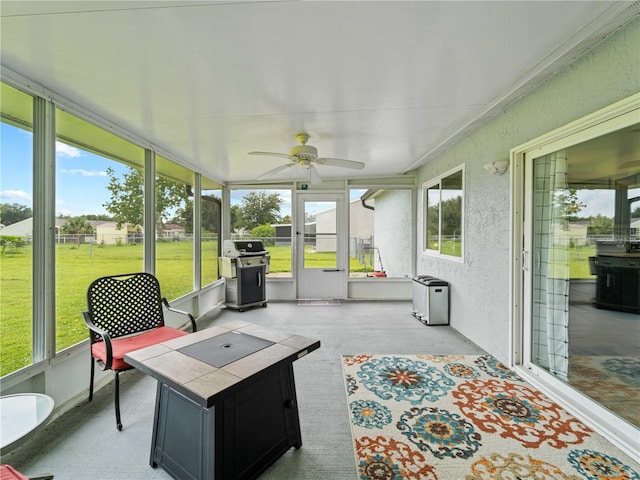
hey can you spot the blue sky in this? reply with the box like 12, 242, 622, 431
1, 122, 346, 219
1, 123, 128, 217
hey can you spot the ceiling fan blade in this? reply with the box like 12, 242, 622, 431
256, 162, 297, 180
316, 157, 365, 170
309, 165, 323, 184
249, 151, 297, 161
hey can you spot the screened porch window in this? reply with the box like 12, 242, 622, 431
0, 84, 34, 375
230, 189, 292, 277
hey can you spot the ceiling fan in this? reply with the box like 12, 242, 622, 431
249, 132, 365, 184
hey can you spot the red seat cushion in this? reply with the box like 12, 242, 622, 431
0, 465, 29, 480
91, 326, 189, 370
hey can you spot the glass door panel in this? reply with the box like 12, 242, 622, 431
525, 125, 640, 428
296, 194, 346, 299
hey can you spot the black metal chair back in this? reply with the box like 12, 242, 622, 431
87, 272, 165, 342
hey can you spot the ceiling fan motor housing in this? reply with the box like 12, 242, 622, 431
291, 144, 318, 161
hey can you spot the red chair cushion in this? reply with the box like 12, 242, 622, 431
91, 326, 189, 370
0, 465, 29, 480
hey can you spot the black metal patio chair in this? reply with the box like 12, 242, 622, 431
83, 272, 197, 430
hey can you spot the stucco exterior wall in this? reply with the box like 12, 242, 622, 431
375, 190, 413, 277
415, 18, 640, 363
349, 197, 375, 239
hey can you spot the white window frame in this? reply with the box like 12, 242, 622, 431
421, 164, 465, 262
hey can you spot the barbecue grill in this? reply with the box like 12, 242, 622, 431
220, 240, 270, 311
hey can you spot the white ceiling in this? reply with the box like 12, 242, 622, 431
1, 1, 635, 185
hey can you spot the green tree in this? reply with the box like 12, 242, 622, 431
250, 223, 275, 246
171, 199, 194, 234
169, 192, 221, 234
155, 176, 189, 234
104, 167, 189, 234
441, 196, 462, 236
60, 216, 94, 246
238, 192, 283, 230
554, 189, 586, 230
230, 204, 243, 232
587, 214, 614, 235
60, 216, 94, 235
0, 203, 32, 226
103, 166, 143, 227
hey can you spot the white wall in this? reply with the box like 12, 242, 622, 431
374, 190, 412, 278
415, 17, 640, 363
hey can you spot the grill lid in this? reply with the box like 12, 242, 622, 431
223, 239, 268, 257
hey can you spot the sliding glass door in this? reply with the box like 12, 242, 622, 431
521, 116, 640, 431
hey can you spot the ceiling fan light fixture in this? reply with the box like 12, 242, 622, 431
249, 131, 365, 183
296, 132, 310, 145
290, 144, 318, 160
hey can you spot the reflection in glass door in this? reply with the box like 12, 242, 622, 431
525, 125, 640, 429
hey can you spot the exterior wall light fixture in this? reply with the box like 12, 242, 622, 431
483, 160, 509, 175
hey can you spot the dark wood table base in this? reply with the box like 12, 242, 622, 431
125, 320, 320, 480
151, 362, 302, 480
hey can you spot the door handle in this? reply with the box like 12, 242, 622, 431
322, 269, 345, 272
257, 271, 262, 287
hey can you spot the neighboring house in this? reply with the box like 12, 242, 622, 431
551, 221, 591, 247
160, 223, 185, 239
0, 217, 34, 239
95, 221, 142, 245
315, 198, 374, 253
0, 217, 68, 241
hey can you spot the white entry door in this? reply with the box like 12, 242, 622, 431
296, 192, 347, 299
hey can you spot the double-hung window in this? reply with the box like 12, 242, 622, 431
422, 166, 464, 259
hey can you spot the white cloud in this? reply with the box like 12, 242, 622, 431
56, 142, 82, 158
577, 190, 614, 218
0, 190, 32, 202
60, 168, 107, 177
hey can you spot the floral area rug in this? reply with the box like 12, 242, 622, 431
342, 354, 640, 480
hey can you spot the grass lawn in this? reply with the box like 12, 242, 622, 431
1, 241, 202, 375
0, 241, 365, 375
0, 241, 597, 376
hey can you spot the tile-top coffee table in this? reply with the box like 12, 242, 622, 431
125, 320, 320, 480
